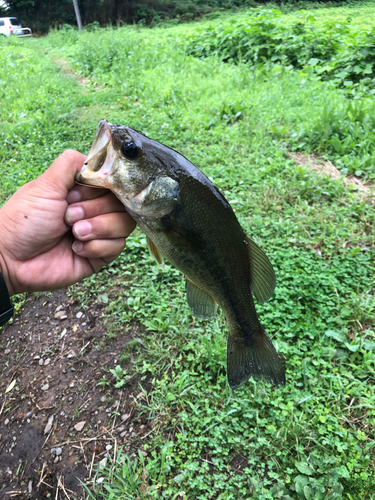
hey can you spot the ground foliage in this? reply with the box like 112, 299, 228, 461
3, 0, 360, 33
0, 3, 375, 498
186, 7, 375, 179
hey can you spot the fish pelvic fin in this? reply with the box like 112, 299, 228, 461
146, 236, 165, 270
227, 326, 285, 389
185, 277, 217, 319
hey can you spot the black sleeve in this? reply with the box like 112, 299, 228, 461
0, 273, 14, 327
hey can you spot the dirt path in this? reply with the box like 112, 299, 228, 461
0, 290, 150, 499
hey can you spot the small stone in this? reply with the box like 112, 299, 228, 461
44, 415, 54, 434
34, 355, 40, 360
51, 448, 56, 454
141, 450, 148, 457
4, 419, 9, 425
74, 421, 86, 432
117, 426, 125, 432
67, 352, 75, 359
54, 311, 67, 319
41, 383, 49, 391
120, 431, 127, 438
44, 358, 51, 366
69, 381, 75, 388
55, 305, 63, 312
76, 311, 84, 319
4, 349, 11, 355
131, 432, 136, 438
55, 447, 62, 456
129, 426, 133, 433
39, 359, 44, 366
121, 413, 130, 422
54, 456, 59, 463
98, 457, 107, 469
101, 396, 106, 402
28, 480, 33, 493
105, 445, 112, 451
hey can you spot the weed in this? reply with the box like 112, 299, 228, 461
109, 366, 130, 389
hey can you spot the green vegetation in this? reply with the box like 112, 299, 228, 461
186, 8, 375, 178
1, 2, 375, 498
2, 0, 357, 34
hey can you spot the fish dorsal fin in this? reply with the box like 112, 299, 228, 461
185, 277, 217, 319
146, 236, 165, 270
246, 236, 276, 304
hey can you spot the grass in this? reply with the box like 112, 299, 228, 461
1, 3, 375, 498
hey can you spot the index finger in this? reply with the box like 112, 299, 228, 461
67, 184, 111, 204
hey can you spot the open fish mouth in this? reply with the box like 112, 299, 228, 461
76, 121, 114, 189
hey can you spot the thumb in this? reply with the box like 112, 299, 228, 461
39, 150, 87, 197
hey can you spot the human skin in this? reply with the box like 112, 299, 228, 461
0, 150, 136, 297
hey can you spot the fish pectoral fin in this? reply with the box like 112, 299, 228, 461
227, 327, 285, 389
185, 277, 217, 319
245, 235, 276, 304
161, 217, 203, 252
146, 236, 165, 270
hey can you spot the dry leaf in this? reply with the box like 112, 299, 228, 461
5, 379, 16, 393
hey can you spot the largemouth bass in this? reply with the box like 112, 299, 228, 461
76, 120, 285, 388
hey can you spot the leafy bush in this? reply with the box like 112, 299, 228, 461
186, 9, 347, 68
186, 8, 375, 93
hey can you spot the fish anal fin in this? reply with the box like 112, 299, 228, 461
146, 236, 165, 270
227, 326, 285, 389
245, 236, 276, 304
185, 277, 217, 319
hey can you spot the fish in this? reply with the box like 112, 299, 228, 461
76, 119, 285, 388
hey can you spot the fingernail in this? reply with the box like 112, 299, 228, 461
72, 241, 83, 253
66, 206, 84, 224
74, 221, 91, 238
67, 190, 81, 204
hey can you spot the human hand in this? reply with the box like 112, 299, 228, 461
0, 150, 136, 296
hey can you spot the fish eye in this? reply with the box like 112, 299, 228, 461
121, 140, 139, 159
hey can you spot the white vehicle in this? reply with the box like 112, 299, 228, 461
0, 17, 32, 37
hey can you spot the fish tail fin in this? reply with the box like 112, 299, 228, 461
227, 326, 285, 389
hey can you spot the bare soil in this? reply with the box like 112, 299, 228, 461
289, 152, 375, 204
0, 289, 150, 499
